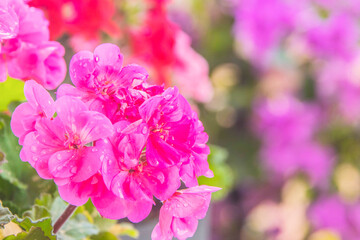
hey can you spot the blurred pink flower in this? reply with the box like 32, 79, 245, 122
130, 3, 212, 102
29, 0, 121, 49
0, 0, 66, 88
173, 31, 213, 103
0, 0, 19, 40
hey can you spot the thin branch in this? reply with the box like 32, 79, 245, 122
53, 204, 77, 234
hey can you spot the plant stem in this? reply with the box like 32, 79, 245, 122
53, 204, 77, 234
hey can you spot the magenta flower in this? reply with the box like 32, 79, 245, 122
11, 80, 55, 145
179, 112, 213, 187
151, 186, 220, 240
0, 0, 66, 88
139, 87, 193, 167
20, 96, 114, 181
102, 120, 181, 203
57, 173, 153, 223
57, 43, 149, 120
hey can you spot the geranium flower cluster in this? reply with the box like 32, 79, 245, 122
0, 0, 66, 89
11, 43, 219, 240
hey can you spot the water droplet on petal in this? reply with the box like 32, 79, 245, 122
92, 148, 98, 152
95, 56, 99, 62
56, 154, 62, 160
164, 94, 172, 100
70, 166, 77, 173
142, 126, 148, 135
31, 146, 37, 152
91, 177, 98, 184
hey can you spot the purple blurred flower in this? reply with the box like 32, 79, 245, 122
253, 96, 334, 186
309, 196, 360, 240
233, 0, 303, 65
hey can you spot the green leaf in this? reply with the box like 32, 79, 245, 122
23, 205, 51, 221
4, 226, 50, 240
57, 215, 99, 240
0, 114, 56, 214
0, 113, 27, 189
0, 201, 14, 229
90, 232, 118, 240
35, 194, 53, 211
13, 217, 55, 240
0, 77, 25, 112
198, 145, 234, 201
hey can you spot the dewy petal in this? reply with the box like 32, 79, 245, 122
70, 146, 103, 182
151, 223, 172, 240
24, 80, 55, 117
11, 102, 36, 144
21, 131, 54, 179
58, 178, 94, 206
117, 64, 148, 87
55, 96, 87, 133
93, 43, 123, 69
91, 176, 129, 220
170, 186, 220, 219
48, 149, 78, 179
76, 111, 114, 144
69, 50, 96, 89
171, 217, 198, 240
144, 165, 180, 201
56, 83, 83, 99
126, 199, 153, 223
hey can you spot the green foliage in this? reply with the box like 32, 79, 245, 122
4, 227, 50, 240
198, 145, 234, 200
0, 202, 14, 229
0, 114, 56, 215
12, 218, 55, 240
90, 232, 118, 240
0, 78, 26, 112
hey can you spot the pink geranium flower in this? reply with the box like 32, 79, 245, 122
102, 120, 180, 203
152, 186, 220, 240
139, 87, 193, 167
11, 80, 55, 145
20, 96, 113, 181
57, 43, 150, 121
